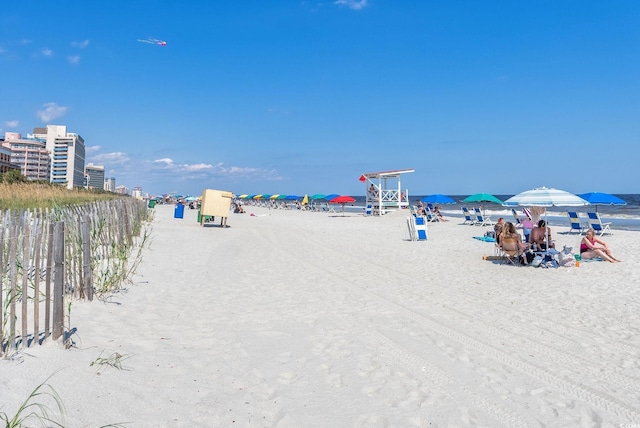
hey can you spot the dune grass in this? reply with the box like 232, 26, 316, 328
0, 182, 124, 211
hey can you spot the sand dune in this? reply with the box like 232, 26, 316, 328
1, 204, 639, 427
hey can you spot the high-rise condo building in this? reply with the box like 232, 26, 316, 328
104, 177, 116, 192
32, 125, 86, 189
2, 132, 51, 181
85, 163, 105, 190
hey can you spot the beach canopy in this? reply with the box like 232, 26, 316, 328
422, 194, 455, 204
502, 187, 589, 207
577, 192, 626, 206
463, 193, 503, 204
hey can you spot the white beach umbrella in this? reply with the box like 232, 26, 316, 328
502, 187, 589, 208
503, 187, 589, 253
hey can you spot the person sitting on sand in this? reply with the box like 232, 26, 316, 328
529, 219, 555, 250
494, 217, 505, 244
433, 206, 448, 222
233, 203, 245, 214
580, 228, 621, 262
500, 222, 529, 264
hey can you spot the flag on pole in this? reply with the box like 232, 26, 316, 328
358, 174, 366, 182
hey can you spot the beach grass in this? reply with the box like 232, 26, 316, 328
0, 182, 124, 210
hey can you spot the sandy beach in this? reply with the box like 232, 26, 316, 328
2, 204, 640, 427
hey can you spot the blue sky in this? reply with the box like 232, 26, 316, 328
1, 1, 638, 197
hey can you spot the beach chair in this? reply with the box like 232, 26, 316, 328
474, 207, 493, 226
567, 211, 586, 234
426, 208, 440, 222
587, 212, 612, 236
407, 216, 427, 241
511, 209, 522, 225
364, 204, 373, 216
461, 207, 475, 225
498, 236, 525, 265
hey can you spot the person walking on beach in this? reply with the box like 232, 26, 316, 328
580, 228, 622, 262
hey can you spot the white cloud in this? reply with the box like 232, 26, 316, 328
67, 55, 80, 65
184, 163, 213, 172
154, 158, 174, 166
41, 48, 53, 57
85, 145, 102, 154
71, 39, 90, 49
91, 152, 130, 164
4, 120, 18, 128
0, 47, 5, 54
37, 102, 68, 122
334, 0, 368, 10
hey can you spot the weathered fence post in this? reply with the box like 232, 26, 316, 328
9, 221, 18, 349
21, 217, 30, 348
44, 222, 54, 340
81, 215, 93, 301
33, 216, 43, 345
52, 221, 65, 341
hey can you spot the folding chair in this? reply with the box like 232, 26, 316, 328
499, 236, 525, 265
407, 216, 428, 241
461, 207, 476, 225
567, 211, 586, 234
364, 204, 373, 216
474, 207, 493, 226
586, 212, 612, 236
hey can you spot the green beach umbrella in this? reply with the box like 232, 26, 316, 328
463, 193, 503, 204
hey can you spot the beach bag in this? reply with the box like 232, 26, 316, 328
485, 231, 495, 239
531, 255, 544, 267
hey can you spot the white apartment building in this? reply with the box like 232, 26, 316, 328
32, 125, 86, 189
2, 132, 51, 181
104, 177, 116, 192
85, 163, 105, 190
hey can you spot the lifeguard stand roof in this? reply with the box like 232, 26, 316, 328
362, 169, 414, 179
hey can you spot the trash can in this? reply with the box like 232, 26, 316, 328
174, 203, 185, 219
148, 200, 156, 208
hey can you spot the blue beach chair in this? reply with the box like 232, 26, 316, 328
587, 212, 612, 236
567, 212, 585, 234
462, 207, 475, 225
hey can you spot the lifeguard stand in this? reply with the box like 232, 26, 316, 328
361, 169, 414, 215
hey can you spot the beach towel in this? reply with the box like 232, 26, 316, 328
473, 236, 495, 243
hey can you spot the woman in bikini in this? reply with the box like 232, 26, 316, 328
580, 228, 621, 262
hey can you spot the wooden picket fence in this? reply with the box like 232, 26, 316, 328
0, 198, 149, 356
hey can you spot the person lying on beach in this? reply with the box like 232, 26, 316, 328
529, 219, 555, 250
580, 228, 621, 262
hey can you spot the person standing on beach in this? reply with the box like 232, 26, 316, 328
580, 228, 622, 262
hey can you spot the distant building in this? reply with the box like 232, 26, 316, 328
104, 177, 116, 192
32, 125, 86, 189
115, 185, 129, 195
2, 132, 51, 181
84, 163, 105, 190
0, 145, 20, 174
131, 186, 143, 200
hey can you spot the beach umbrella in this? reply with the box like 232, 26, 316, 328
330, 195, 356, 216
270, 194, 280, 199
301, 194, 309, 205
503, 187, 589, 252
285, 195, 299, 200
577, 192, 626, 212
238, 194, 248, 199
310, 194, 326, 199
276, 194, 288, 200
324, 193, 340, 201
463, 193, 503, 204
185, 196, 197, 202
253, 194, 263, 199
422, 194, 455, 204
502, 187, 588, 208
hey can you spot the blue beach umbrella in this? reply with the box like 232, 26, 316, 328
578, 192, 626, 212
285, 195, 299, 200
422, 194, 456, 204
324, 193, 340, 201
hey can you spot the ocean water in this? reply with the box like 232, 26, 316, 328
346, 194, 640, 232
